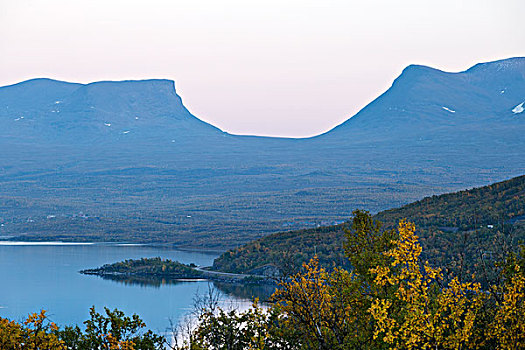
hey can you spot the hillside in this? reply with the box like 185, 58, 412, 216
1, 57, 524, 248
212, 175, 525, 279
375, 174, 525, 228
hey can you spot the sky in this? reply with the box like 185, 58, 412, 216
1, 0, 524, 137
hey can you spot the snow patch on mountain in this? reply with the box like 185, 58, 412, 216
512, 102, 524, 114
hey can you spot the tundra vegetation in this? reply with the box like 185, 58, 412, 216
1, 211, 524, 349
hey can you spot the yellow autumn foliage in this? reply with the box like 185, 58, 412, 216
489, 265, 525, 350
272, 216, 524, 350
0, 310, 65, 350
369, 220, 484, 349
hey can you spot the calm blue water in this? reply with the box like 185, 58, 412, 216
0, 242, 249, 333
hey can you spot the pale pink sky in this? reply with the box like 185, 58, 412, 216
1, 0, 524, 137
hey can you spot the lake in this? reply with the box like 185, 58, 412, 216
0, 242, 269, 334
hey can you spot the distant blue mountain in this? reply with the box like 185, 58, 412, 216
0, 78, 222, 145
325, 57, 525, 140
0, 57, 523, 248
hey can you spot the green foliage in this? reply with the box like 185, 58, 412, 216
212, 224, 349, 275
343, 209, 397, 281
58, 306, 164, 350
0, 307, 164, 350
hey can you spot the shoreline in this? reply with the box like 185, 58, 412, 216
0, 239, 227, 254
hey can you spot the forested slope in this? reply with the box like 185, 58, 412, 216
213, 175, 525, 278
375, 174, 525, 228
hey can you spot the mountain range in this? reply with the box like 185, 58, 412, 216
0, 57, 524, 249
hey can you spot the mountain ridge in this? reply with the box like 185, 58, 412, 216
0, 57, 524, 248
3, 56, 524, 140
0, 77, 224, 146
323, 56, 525, 139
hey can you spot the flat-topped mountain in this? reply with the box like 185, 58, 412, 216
0, 58, 523, 248
0, 78, 222, 145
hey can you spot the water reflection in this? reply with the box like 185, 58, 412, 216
85, 274, 199, 288
212, 281, 277, 302
90, 274, 278, 301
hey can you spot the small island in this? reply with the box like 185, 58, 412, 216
80, 257, 273, 285
80, 257, 204, 280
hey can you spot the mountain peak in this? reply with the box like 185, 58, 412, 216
2, 78, 178, 95
83, 78, 177, 91
400, 64, 443, 76
70, 79, 179, 106
465, 57, 525, 74
390, 64, 448, 91
394, 57, 525, 83
1, 78, 81, 89
0, 77, 222, 143
323, 56, 525, 138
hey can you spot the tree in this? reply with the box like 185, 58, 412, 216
368, 220, 485, 349
0, 310, 65, 350
57, 306, 164, 350
488, 246, 525, 349
182, 212, 524, 349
